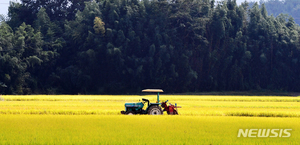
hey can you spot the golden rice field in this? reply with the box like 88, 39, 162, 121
1, 95, 300, 117
0, 95, 300, 144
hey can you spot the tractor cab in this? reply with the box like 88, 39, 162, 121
141, 89, 163, 103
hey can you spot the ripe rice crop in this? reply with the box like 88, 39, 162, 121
0, 95, 299, 144
0, 115, 299, 145
1, 95, 300, 117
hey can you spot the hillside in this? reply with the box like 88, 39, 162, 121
0, 0, 300, 94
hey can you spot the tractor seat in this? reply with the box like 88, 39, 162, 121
142, 98, 149, 102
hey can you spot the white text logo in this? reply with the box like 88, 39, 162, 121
237, 129, 292, 137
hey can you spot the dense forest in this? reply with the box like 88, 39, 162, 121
0, 0, 299, 94
249, 0, 300, 25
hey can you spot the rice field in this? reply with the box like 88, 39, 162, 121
1, 95, 300, 117
0, 95, 299, 144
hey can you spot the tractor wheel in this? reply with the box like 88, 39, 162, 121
126, 111, 135, 115
147, 106, 163, 115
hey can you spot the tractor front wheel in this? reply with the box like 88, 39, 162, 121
147, 106, 163, 115
126, 111, 135, 115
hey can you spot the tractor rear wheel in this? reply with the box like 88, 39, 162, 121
126, 111, 135, 115
147, 106, 163, 115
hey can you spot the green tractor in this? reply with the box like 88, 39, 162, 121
121, 89, 164, 115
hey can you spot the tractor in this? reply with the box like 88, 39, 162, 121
121, 89, 181, 115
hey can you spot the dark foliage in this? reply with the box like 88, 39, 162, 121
0, 0, 300, 94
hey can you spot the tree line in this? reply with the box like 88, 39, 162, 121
0, 0, 299, 94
